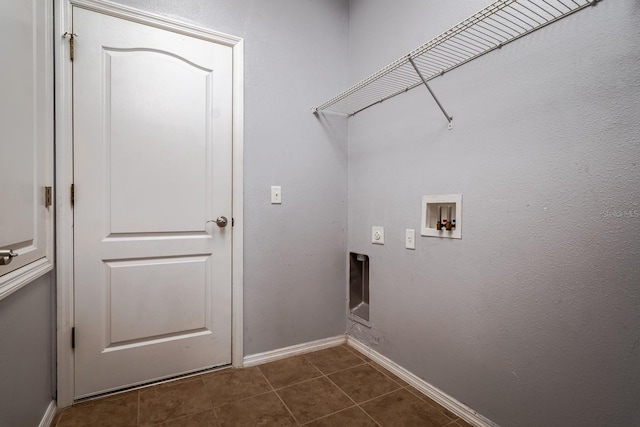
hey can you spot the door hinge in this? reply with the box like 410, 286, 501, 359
71, 327, 75, 349
45, 186, 52, 208
232, 217, 235, 227
71, 184, 75, 206
63, 32, 78, 61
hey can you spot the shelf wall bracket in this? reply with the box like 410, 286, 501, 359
408, 56, 453, 130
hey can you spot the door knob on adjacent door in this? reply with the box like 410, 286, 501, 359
0, 250, 18, 266
214, 216, 228, 227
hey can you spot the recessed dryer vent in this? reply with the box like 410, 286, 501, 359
349, 252, 370, 322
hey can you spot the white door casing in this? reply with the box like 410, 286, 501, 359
0, 0, 54, 299
56, 0, 244, 406
72, 6, 236, 398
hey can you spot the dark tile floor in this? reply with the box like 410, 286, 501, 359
53, 345, 473, 426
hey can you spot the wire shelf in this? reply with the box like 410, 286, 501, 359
313, 0, 599, 122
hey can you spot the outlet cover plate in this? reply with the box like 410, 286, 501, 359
405, 229, 416, 249
372, 226, 384, 244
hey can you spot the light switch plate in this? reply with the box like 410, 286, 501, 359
405, 229, 415, 249
271, 186, 282, 204
372, 226, 384, 245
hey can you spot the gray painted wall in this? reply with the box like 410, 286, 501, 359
347, 1, 640, 426
110, 0, 350, 355
5, 3, 637, 426
0, 274, 54, 427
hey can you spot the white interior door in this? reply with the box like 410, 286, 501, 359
73, 7, 233, 398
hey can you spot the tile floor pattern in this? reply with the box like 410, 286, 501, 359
53, 345, 474, 426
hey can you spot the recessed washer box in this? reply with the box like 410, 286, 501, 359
421, 194, 462, 239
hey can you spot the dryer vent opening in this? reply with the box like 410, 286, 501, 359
349, 252, 369, 322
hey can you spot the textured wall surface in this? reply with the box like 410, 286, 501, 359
110, 0, 350, 355
347, 1, 640, 426
0, 274, 54, 427
4, 2, 635, 426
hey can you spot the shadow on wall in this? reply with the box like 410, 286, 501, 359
314, 110, 348, 158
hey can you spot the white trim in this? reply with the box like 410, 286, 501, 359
347, 337, 497, 427
244, 335, 347, 368
38, 401, 57, 427
55, 0, 75, 408
243, 336, 347, 367
69, 0, 240, 46
231, 39, 245, 368
0, 259, 53, 301
55, 0, 244, 407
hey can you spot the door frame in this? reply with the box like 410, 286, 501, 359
55, 0, 244, 408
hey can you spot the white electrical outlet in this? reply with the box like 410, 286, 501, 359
372, 226, 384, 245
271, 186, 282, 204
405, 229, 415, 249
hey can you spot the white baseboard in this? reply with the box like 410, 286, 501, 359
242, 335, 496, 427
347, 337, 497, 427
38, 401, 57, 427
243, 335, 347, 367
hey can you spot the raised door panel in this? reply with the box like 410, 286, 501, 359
107, 256, 209, 344
107, 49, 212, 233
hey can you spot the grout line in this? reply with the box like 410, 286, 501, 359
356, 387, 403, 406
157, 409, 211, 426
137, 389, 140, 426
342, 343, 371, 362
258, 353, 378, 425
270, 374, 324, 392
369, 361, 409, 388
212, 406, 222, 426
319, 360, 369, 376
140, 378, 211, 426
320, 370, 382, 426
301, 346, 368, 376
314, 358, 383, 426
302, 348, 383, 426
321, 373, 384, 426
262, 361, 324, 391
256, 366, 302, 426
203, 367, 283, 410
320, 363, 384, 427
298, 355, 326, 375
359, 406, 383, 427
255, 365, 276, 390
199, 376, 223, 426
298, 404, 359, 426
215, 389, 278, 409
280, 349, 366, 426
403, 383, 460, 421
324, 372, 359, 407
